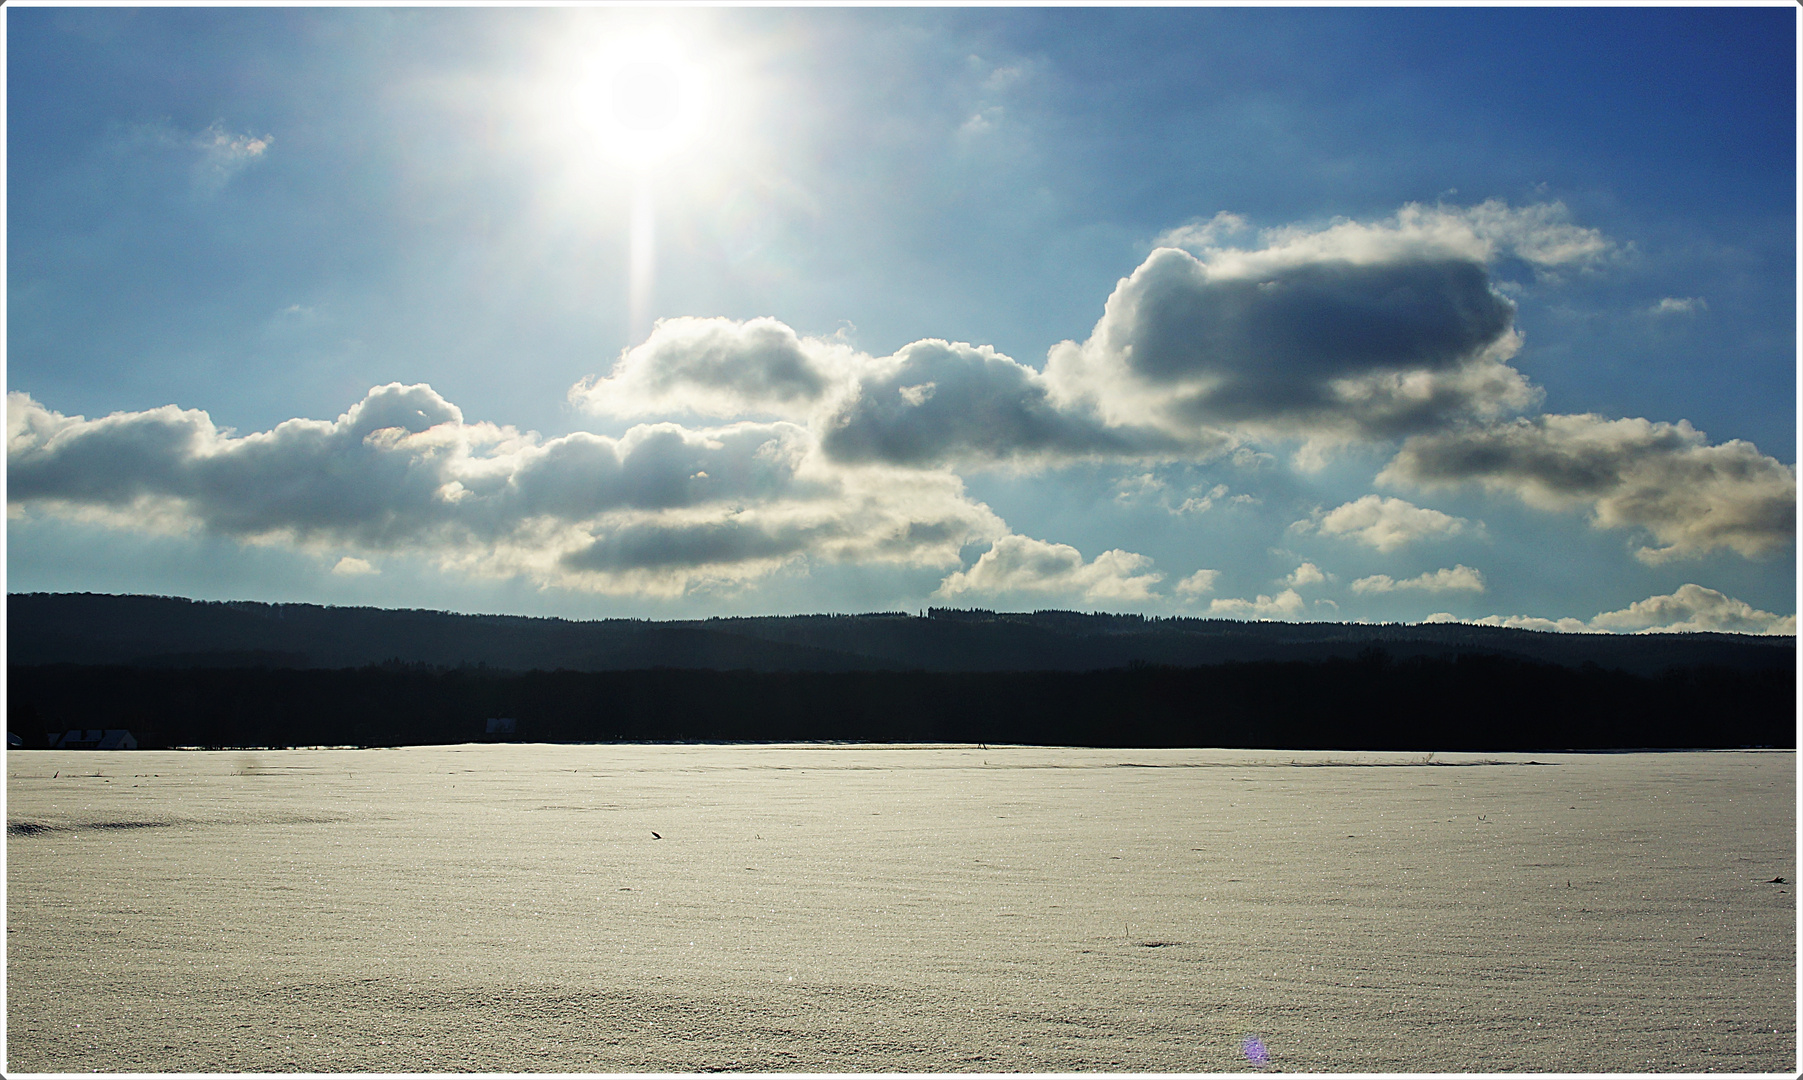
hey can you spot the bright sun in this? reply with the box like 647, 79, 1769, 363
575, 37, 707, 167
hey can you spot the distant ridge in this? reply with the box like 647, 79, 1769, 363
9, 592, 1792, 677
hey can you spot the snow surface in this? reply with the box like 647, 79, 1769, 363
7, 744, 1795, 1072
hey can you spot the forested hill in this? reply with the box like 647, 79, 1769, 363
10, 592, 1793, 677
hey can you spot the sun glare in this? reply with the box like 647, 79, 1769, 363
574, 36, 709, 167
521, 20, 741, 347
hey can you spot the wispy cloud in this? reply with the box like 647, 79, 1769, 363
108, 118, 274, 196
1158, 199, 1611, 270
192, 122, 273, 191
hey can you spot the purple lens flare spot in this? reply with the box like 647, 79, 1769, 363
1242, 1035, 1270, 1065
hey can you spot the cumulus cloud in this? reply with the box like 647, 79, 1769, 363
1381, 413, 1795, 562
1285, 561, 1328, 588
1045, 202, 1563, 445
582, 203, 1596, 471
565, 202, 1618, 472
1590, 583, 1795, 635
1424, 611, 1595, 634
1175, 568, 1220, 597
1426, 583, 1793, 636
7, 385, 1007, 596
1296, 494, 1472, 552
572, 318, 1187, 467
1350, 564, 1485, 595
570, 316, 849, 421
819, 338, 1180, 466
331, 556, 377, 576
933, 534, 1164, 604
1209, 589, 1305, 619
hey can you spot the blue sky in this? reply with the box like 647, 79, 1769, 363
7, 5, 1796, 633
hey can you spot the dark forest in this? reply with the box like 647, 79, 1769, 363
12, 651, 1792, 752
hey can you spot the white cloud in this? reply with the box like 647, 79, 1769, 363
1382, 413, 1795, 562
1425, 583, 1792, 636
1158, 200, 1609, 270
1153, 211, 1251, 250
1208, 589, 1305, 619
1174, 484, 1232, 515
1350, 564, 1485, 595
1651, 297, 1707, 315
959, 106, 1003, 136
1424, 611, 1595, 634
1285, 561, 1327, 588
331, 556, 377, 576
1174, 568, 1219, 597
1114, 475, 1229, 515
1590, 583, 1795, 635
571, 318, 1188, 467
570, 316, 851, 421
110, 119, 273, 195
192, 122, 273, 191
1296, 494, 1472, 552
981, 64, 1026, 92
7, 385, 1007, 597
933, 534, 1164, 604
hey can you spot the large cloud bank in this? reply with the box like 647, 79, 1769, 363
566, 202, 1603, 460
9, 201, 1792, 613
7, 385, 1007, 595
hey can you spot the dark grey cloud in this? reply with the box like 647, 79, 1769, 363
1114, 255, 1510, 394
820, 339, 1184, 466
1046, 245, 1533, 441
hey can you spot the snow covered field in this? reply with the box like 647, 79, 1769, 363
7, 744, 1795, 1072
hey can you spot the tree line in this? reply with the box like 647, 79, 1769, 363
9, 650, 1792, 751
